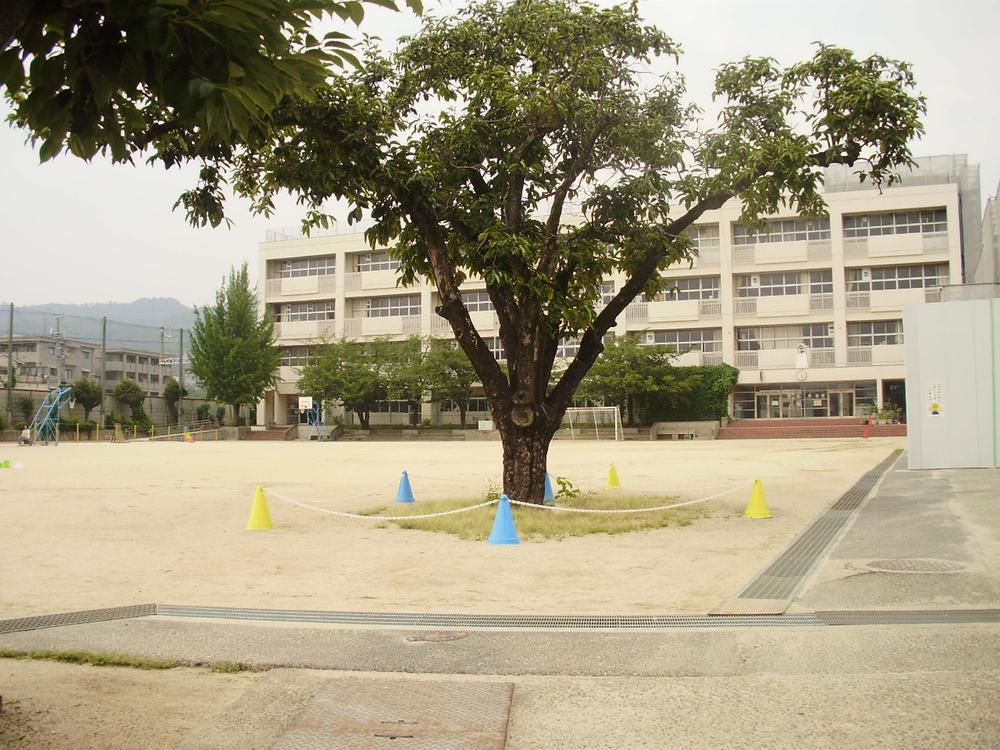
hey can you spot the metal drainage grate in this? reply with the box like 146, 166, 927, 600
866, 559, 966, 574
738, 451, 900, 601
0, 604, 156, 634
819, 609, 1000, 626
156, 604, 825, 630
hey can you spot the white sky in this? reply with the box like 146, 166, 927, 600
1, 0, 996, 307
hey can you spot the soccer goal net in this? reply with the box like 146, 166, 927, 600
561, 406, 624, 441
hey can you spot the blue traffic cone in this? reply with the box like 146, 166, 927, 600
543, 473, 555, 505
487, 495, 520, 545
394, 470, 416, 503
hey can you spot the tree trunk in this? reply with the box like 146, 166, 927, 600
356, 409, 369, 428
459, 405, 466, 428
497, 418, 557, 504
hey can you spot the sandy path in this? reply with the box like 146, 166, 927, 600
0, 438, 902, 617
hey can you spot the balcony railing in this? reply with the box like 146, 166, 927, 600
734, 297, 757, 315
848, 346, 872, 364
734, 347, 835, 369
624, 302, 648, 321
733, 239, 831, 265
809, 293, 833, 310
735, 351, 758, 368
265, 275, 336, 298
843, 231, 948, 260
699, 299, 722, 317
343, 314, 422, 338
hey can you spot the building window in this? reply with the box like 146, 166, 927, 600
138, 356, 148, 366
461, 291, 494, 311
663, 276, 720, 300
82, 350, 91, 360
280, 300, 335, 321
733, 217, 830, 246
370, 399, 412, 413
356, 251, 400, 272
441, 397, 490, 412
843, 208, 946, 238
280, 346, 316, 367
737, 324, 834, 351
644, 328, 722, 352
555, 338, 580, 358
279, 256, 335, 278
809, 270, 833, 294
598, 281, 615, 305
846, 264, 947, 291
126, 355, 136, 364
848, 320, 904, 347
483, 337, 506, 361
365, 294, 420, 318
736, 272, 802, 297
686, 224, 720, 250
63, 368, 73, 381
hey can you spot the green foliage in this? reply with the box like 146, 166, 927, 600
113, 378, 145, 417
15, 395, 33, 422
2, 0, 421, 184
578, 336, 677, 425
420, 338, 478, 426
71, 377, 102, 421
215, 405, 227, 425
580, 339, 739, 425
162, 377, 187, 423
554, 476, 581, 501
298, 336, 418, 428
642, 364, 740, 422
189, 263, 280, 420
195, 402, 211, 422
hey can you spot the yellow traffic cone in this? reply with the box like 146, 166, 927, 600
605, 463, 622, 489
246, 486, 273, 530
183, 432, 194, 443
744, 479, 772, 519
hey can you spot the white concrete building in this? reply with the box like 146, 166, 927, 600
256, 155, 981, 430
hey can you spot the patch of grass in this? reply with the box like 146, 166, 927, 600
358, 492, 712, 541
209, 660, 251, 673
0, 649, 175, 670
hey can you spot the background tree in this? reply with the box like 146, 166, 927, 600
16, 395, 33, 424
578, 337, 680, 427
113, 379, 146, 421
189, 263, 280, 426
171, 0, 928, 500
1, 0, 420, 206
421, 339, 479, 427
298, 338, 402, 428
162, 377, 188, 424
70, 377, 102, 422
384, 336, 425, 426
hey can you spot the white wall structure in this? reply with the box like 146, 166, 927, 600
904, 299, 1000, 469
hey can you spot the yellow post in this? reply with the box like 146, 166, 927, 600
151, 424, 155, 439
133, 425, 137, 440
76, 423, 80, 442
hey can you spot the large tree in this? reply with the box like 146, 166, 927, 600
130, 1, 932, 501
113, 378, 146, 421
162, 376, 187, 423
189, 263, 280, 425
1, 0, 420, 217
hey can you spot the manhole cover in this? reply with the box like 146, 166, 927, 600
867, 559, 965, 574
406, 631, 471, 642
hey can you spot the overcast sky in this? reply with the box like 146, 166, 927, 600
1, 0, 996, 308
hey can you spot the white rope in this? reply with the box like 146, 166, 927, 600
266, 489, 499, 520
507, 481, 753, 514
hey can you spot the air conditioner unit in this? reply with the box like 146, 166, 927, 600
861, 268, 871, 281
750, 275, 760, 287
645, 333, 655, 344
827, 324, 835, 337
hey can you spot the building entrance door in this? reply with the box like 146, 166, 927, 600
828, 390, 854, 417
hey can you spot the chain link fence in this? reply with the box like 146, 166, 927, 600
1, 305, 214, 435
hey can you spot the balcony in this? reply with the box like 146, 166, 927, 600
274, 320, 337, 340
735, 347, 836, 369
343, 315, 422, 337
846, 287, 927, 311
667, 247, 721, 269
265, 275, 336, 298
623, 299, 720, 324
344, 270, 400, 292
672, 349, 724, 366
843, 231, 948, 261
734, 294, 814, 318
847, 344, 904, 366
733, 239, 831, 266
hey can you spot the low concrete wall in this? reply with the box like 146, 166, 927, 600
650, 421, 721, 440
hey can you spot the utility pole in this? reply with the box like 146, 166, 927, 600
99, 316, 107, 428
178, 328, 184, 422
6, 303, 13, 427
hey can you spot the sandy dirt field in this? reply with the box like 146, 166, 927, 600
0, 437, 903, 618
